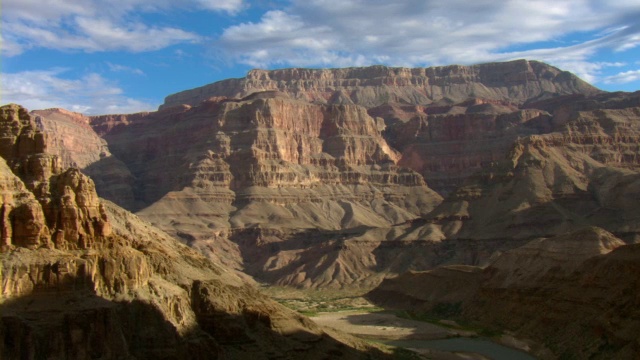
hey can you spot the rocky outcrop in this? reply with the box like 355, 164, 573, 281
0, 103, 394, 359
367, 227, 639, 359
161, 60, 599, 110
0, 104, 111, 251
1, 204, 393, 359
31, 108, 136, 209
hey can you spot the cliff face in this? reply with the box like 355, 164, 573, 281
424, 91, 640, 242
393, 100, 552, 195
0, 104, 393, 360
160, 60, 601, 198
88, 93, 442, 283
367, 227, 640, 359
161, 60, 599, 110
0, 104, 111, 252
29, 108, 136, 209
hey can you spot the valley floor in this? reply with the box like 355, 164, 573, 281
311, 310, 536, 360
263, 286, 537, 360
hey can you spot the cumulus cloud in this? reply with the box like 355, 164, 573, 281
1, 0, 243, 55
217, 0, 640, 83
1, 69, 156, 115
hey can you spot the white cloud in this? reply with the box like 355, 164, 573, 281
217, 0, 640, 84
196, 0, 245, 13
1, 0, 243, 56
74, 17, 201, 52
604, 69, 640, 84
106, 63, 145, 76
0, 69, 156, 115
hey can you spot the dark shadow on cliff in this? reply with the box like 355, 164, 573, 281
82, 155, 138, 211
0, 272, 220, 360
1, 272, 392, 359
229, 226, 371, 284
228, 222, 530, 287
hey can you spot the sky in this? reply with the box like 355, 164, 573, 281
2, 0, 640, 115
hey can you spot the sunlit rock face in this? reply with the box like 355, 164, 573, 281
31, 108, 136, 210
159, 60, 601, 199
0, 104, 111, 252
91, 96, 432, 235
161, 60, 599, 110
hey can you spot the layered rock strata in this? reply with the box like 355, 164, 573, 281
13, 61, 633, 290
86, 64, 639, 289
160, 60, 603, 199
89, 93, 441, 278
161, 60, 598, 110
0, 104, 111, 251
425, 91, 640, 242
0, 104, 393, 359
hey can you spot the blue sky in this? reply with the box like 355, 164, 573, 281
2, 0, 640, 115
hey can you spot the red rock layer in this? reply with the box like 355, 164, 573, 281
92, 93, 441, 231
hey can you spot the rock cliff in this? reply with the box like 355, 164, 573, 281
9, 61, 636, 291
0, 104, 394, 359
88, 92, 442, 284
161, 60, 599, 110
30, 108, 136, 210
159, 61, 610, 199
79, 62, 639, 289
424, 91, 640, 242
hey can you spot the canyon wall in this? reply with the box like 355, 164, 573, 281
0, 104, 394, 359
11, 61, 638, 290
161, 60, 599, 110
78, 62, 640, 289
89, 92, 443, 280
425, 91, 640, 243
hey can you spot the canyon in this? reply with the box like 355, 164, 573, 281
2, 59, 640, 358
83, 60, 638, 289
0, 103, 396, 359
